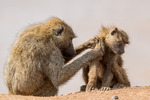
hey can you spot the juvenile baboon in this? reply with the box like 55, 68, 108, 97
80, 26, 130, 91
5, 17, 103, 96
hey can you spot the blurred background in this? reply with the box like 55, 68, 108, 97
0, 0, 150, 95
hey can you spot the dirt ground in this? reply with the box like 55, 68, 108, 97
1, 86, 150, 100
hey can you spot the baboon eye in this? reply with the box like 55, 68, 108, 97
55, 26, 64, 36
125, 41, 129, 44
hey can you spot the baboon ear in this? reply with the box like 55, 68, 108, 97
111, 28, 118, 35
55, 25, 64, 36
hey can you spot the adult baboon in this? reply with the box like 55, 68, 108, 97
5, 18, 103, 96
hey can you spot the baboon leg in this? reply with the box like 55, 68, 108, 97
112, 64, 130, 87
100, 69, 114, 91
111, 65, 130, 90
86, 60, 99, 91
112, 67, 130, 89
80, 65, 89, 92
96, 61, 104, 79
96, 61, 105, 89
82, 65, 89, 85
33, 80, 57, 96
119, 67, 130, 86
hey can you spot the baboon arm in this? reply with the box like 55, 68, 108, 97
102, 67, 114, 87
65, 37, 99, 63
58, 48, 103, 86
86, 60, 98, 91
75, 37, 98, 55
43, 44, 103, 87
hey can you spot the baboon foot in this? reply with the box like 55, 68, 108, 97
113, 83, 126, 89
86, 84, 97, 91
100, 87, 111, 91
80, 85, 86, 91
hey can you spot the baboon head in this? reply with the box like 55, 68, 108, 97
104, 27, 129, 55
47, 18, 76, 58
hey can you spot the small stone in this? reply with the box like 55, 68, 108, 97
112, 95, 119, 99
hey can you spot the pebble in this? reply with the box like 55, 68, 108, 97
112, 95, 119, 99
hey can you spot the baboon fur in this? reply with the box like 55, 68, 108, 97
5, 18, 103, 96
80, 26, 130, 91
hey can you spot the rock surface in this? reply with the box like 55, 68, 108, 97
1, 86, 150, 100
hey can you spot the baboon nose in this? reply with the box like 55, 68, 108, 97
118, 50, 124, 54
62, 43, 76, 58
72, 50, 76, 55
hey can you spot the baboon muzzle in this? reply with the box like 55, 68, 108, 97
62, 43, 76, 58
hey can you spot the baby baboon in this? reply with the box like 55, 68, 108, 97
5, 18, 103, 96
80, 26, 130, 91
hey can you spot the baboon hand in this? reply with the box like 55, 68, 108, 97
93, 38, 104, 56
87, 36, 100, 49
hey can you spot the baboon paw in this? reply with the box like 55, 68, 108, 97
100, 87, 111, 91
113, 83, 125, 89
86, 85, 96, 91
93, 36, 100, 44
80, 85, 86, 91
88, 36, 100, 49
